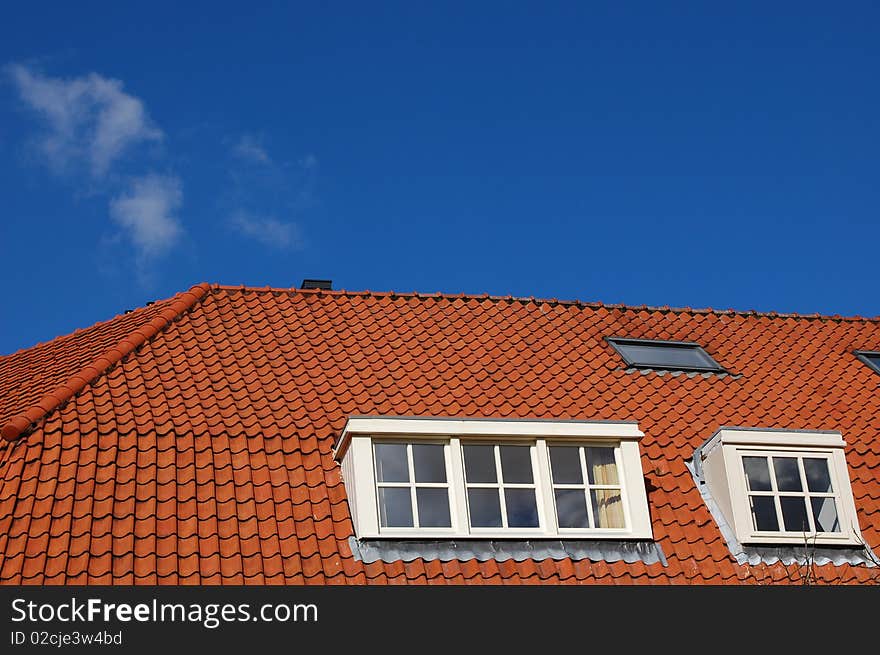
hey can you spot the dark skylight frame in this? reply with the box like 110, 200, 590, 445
854, 351, 880, 375
606, 337, 726, 373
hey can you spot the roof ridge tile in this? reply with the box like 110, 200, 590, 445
209, 284, 880, 322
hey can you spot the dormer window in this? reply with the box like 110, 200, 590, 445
334, 416, 653, 540
607, 337, 725, 373
696, 428, 863, 546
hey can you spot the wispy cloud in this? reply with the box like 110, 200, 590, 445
8, 62, 184, 281
224, 138, 315, 253
7, 63, 162, 178
109, 174, 182, 258
231, 133, 271, 165
229, 211, 301, 250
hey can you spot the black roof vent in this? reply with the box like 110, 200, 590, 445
301, 279, 333, 290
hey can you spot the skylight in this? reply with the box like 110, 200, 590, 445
855, 351, 880, 375
607, 338, 724, 373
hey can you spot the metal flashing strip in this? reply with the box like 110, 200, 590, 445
685, 459, 877, 568
626, 368, 742, 380
348, 536, 667, 566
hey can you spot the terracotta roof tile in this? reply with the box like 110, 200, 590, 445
1, 285, 879, 584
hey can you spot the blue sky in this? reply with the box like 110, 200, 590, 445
1, 2, 878, 355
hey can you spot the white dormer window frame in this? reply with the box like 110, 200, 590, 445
698, 428, 864, 547
334, 416, 653, 540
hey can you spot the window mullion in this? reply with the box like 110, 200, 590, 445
580, 447, 596, 529
406, 444, 419, 528
534, 439, 554, 535
766, 456, 779, 493
495, 445, 508, 528
611, 446, 629, 530
766, 457, 786, 530
797, 458, 817, 533
449, 438, 468, 534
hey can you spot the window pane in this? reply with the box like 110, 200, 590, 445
811, 497, 840, 533
378, 488, 413, 527
467, 488, 502, 527
504, 488, 539, 528
416, 488, 451, 527
463, 445, 497, 483
549, 446, 583, 484
743, 457, 772, 491
780, 496, 810, 532
412, 444, 446, 483
804, 458, 833, 493
555, 490, 589, 528
773, 458, 802, 492
375, 444, 409, 483
750, 495, 779, 531
500, 446, 533, 484
590, 489, 625, 528
586, 447, 619, 485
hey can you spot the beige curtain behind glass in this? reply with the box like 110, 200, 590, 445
587, 447, 625, 528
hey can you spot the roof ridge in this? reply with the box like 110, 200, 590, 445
210, 284, 880, 323
0, 283, 212, 442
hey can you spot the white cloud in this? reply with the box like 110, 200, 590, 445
109, 174, 182, 257
232, 134, 271, 165
8, 63, 162, 177
229, 212, 301, 249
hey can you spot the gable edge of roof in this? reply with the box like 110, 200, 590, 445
0, 282, 212, 443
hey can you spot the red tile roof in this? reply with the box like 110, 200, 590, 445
0, 291, 192, 433
1, 283, 878, 584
